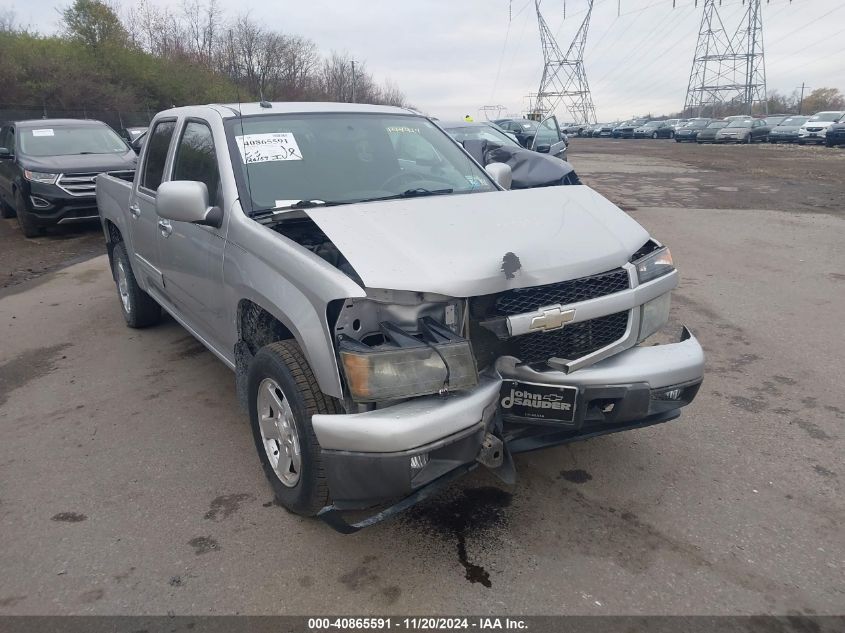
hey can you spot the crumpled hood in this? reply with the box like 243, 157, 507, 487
306, 186, 649, 297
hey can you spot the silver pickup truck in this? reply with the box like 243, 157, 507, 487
97, 102, 703, 531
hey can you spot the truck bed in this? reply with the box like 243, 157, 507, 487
96, 172, 133, 228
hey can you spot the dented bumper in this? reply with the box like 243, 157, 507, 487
313, 327, 704, 512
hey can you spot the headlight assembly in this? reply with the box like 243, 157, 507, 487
635, 246, 674, 283
339, 318, 478, 403
23, 170, 59, 184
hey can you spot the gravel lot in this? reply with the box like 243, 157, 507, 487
0, 139, 842, 616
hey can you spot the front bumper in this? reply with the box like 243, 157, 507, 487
24, 182, 99, 225
313, 327, 704, 510
798, 131, 826, 143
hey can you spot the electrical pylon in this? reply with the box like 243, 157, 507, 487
683, 0, 768, 117
533, 0, 597, 124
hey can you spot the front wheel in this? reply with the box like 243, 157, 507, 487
744, 134, 752, 144
669, 131, 675, 139
111, 241, 161, 328
15, 190, 42, 238
651, 132, 658, 139
248, 341, 342, 516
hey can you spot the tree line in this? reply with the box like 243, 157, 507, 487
0, 0, 408, 121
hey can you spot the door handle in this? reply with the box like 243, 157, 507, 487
157, 219, 172, 237
129, 203, 141, 218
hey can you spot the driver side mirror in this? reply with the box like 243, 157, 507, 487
156, 181, 222, 228
535, 144, 551, 153
485, 162, 512, 190
0, 148, 12, 159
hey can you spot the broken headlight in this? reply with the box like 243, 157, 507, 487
339, 318, 478, 403
635, 246, 674, 283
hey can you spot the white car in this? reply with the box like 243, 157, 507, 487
798, 111, 845, 145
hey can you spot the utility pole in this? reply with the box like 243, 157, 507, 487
797, 82, 807, 115
351, 59, 356, 103
683, 0, 770, 117
533, 0, 597, 124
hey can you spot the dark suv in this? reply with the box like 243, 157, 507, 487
0, 119, 137, 237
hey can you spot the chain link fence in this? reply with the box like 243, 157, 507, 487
0, 105, 154, 132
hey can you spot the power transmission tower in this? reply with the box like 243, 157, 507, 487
683, 0, 769, 117
533, 0, 597, 124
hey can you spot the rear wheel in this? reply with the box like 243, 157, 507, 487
651, 132, 658, 139
111, 241, 161, 328
669, 131, 675, 139
248, 341, 342, 516
15, 190, 41, 238
744, 134, 752, 144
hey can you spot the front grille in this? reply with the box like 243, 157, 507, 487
469, 268, 632, 368
493, 268, 630, 316
806, 127, 823, 132
514, 311, 629, 364
58, 172, 98, 196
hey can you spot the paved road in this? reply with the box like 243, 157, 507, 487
0, 141, 842, 615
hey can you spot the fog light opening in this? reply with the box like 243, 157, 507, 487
656, 388, 683, 401
30, 196, 51, 209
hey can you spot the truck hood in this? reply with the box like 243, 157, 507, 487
18, 150, 137, 174
306, 186, 649, 297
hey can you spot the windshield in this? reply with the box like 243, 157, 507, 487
808, 112, 843, 122
19, 124, 129, 157
707, 122, 729, 129
726, 120, 753, 128
444, 125, 521, 148
686, 120, 709, 128
643, 121, 661, 127
778, 117, 808, 126
226, 113, 497, 214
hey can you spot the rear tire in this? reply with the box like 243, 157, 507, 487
15, 190, 42, 238
651, 132, 658, 139
111, 241, 161, 328
669, 131, 675, 139
248, 341, 342, 516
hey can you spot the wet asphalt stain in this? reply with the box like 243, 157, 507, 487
171, 337, 207, 360
812, 465, 836, 479
204, 493, 254, 521
0, 596, 26, 608
790, 418, 833, 441
298, 576, 314, 588
79, 589, 104, 603
169, 576, 184, 587
0, 343, 70, 407
339, 555, 380, 591
51, 512, 87, 523
560, 469, 593, 484
402, 486, 512, 588
729, 395, 768, 413
381, 585, 402, 605
188, 536, 220, 555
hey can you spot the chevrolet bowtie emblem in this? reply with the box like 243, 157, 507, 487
529, 306, 577, 332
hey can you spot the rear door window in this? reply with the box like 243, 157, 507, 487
141, 120, 177, 192
171, 121, 221, 206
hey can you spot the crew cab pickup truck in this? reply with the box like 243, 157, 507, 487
97, 102, 704, 531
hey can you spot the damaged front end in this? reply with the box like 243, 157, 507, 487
313, 246, 704, 533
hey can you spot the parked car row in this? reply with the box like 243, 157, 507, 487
571, 111, 845, 147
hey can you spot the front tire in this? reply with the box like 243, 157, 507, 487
15, 190, 42, 238
248, 341, 342, 516
111, 241, 161, 328
651, 132, 658, 139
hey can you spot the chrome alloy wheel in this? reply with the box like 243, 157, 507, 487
257, 378, 302, 487
116, 259, 131, 314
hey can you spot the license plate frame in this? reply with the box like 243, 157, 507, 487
499, 380, 578, 424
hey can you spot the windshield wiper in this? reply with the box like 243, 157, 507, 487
250, 199, 349, 218
353, 188, 454, 204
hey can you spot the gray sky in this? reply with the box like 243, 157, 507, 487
11, 0, 845, 121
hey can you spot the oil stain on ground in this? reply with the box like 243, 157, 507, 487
51, 512, 87, 523
402, 486, 512, 588
204, 493, 254, 521
0, 343, 70, 407
188, 536, 220, 555
560, 469, 592, 484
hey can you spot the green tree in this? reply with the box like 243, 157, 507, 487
61, 0, 127, 48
